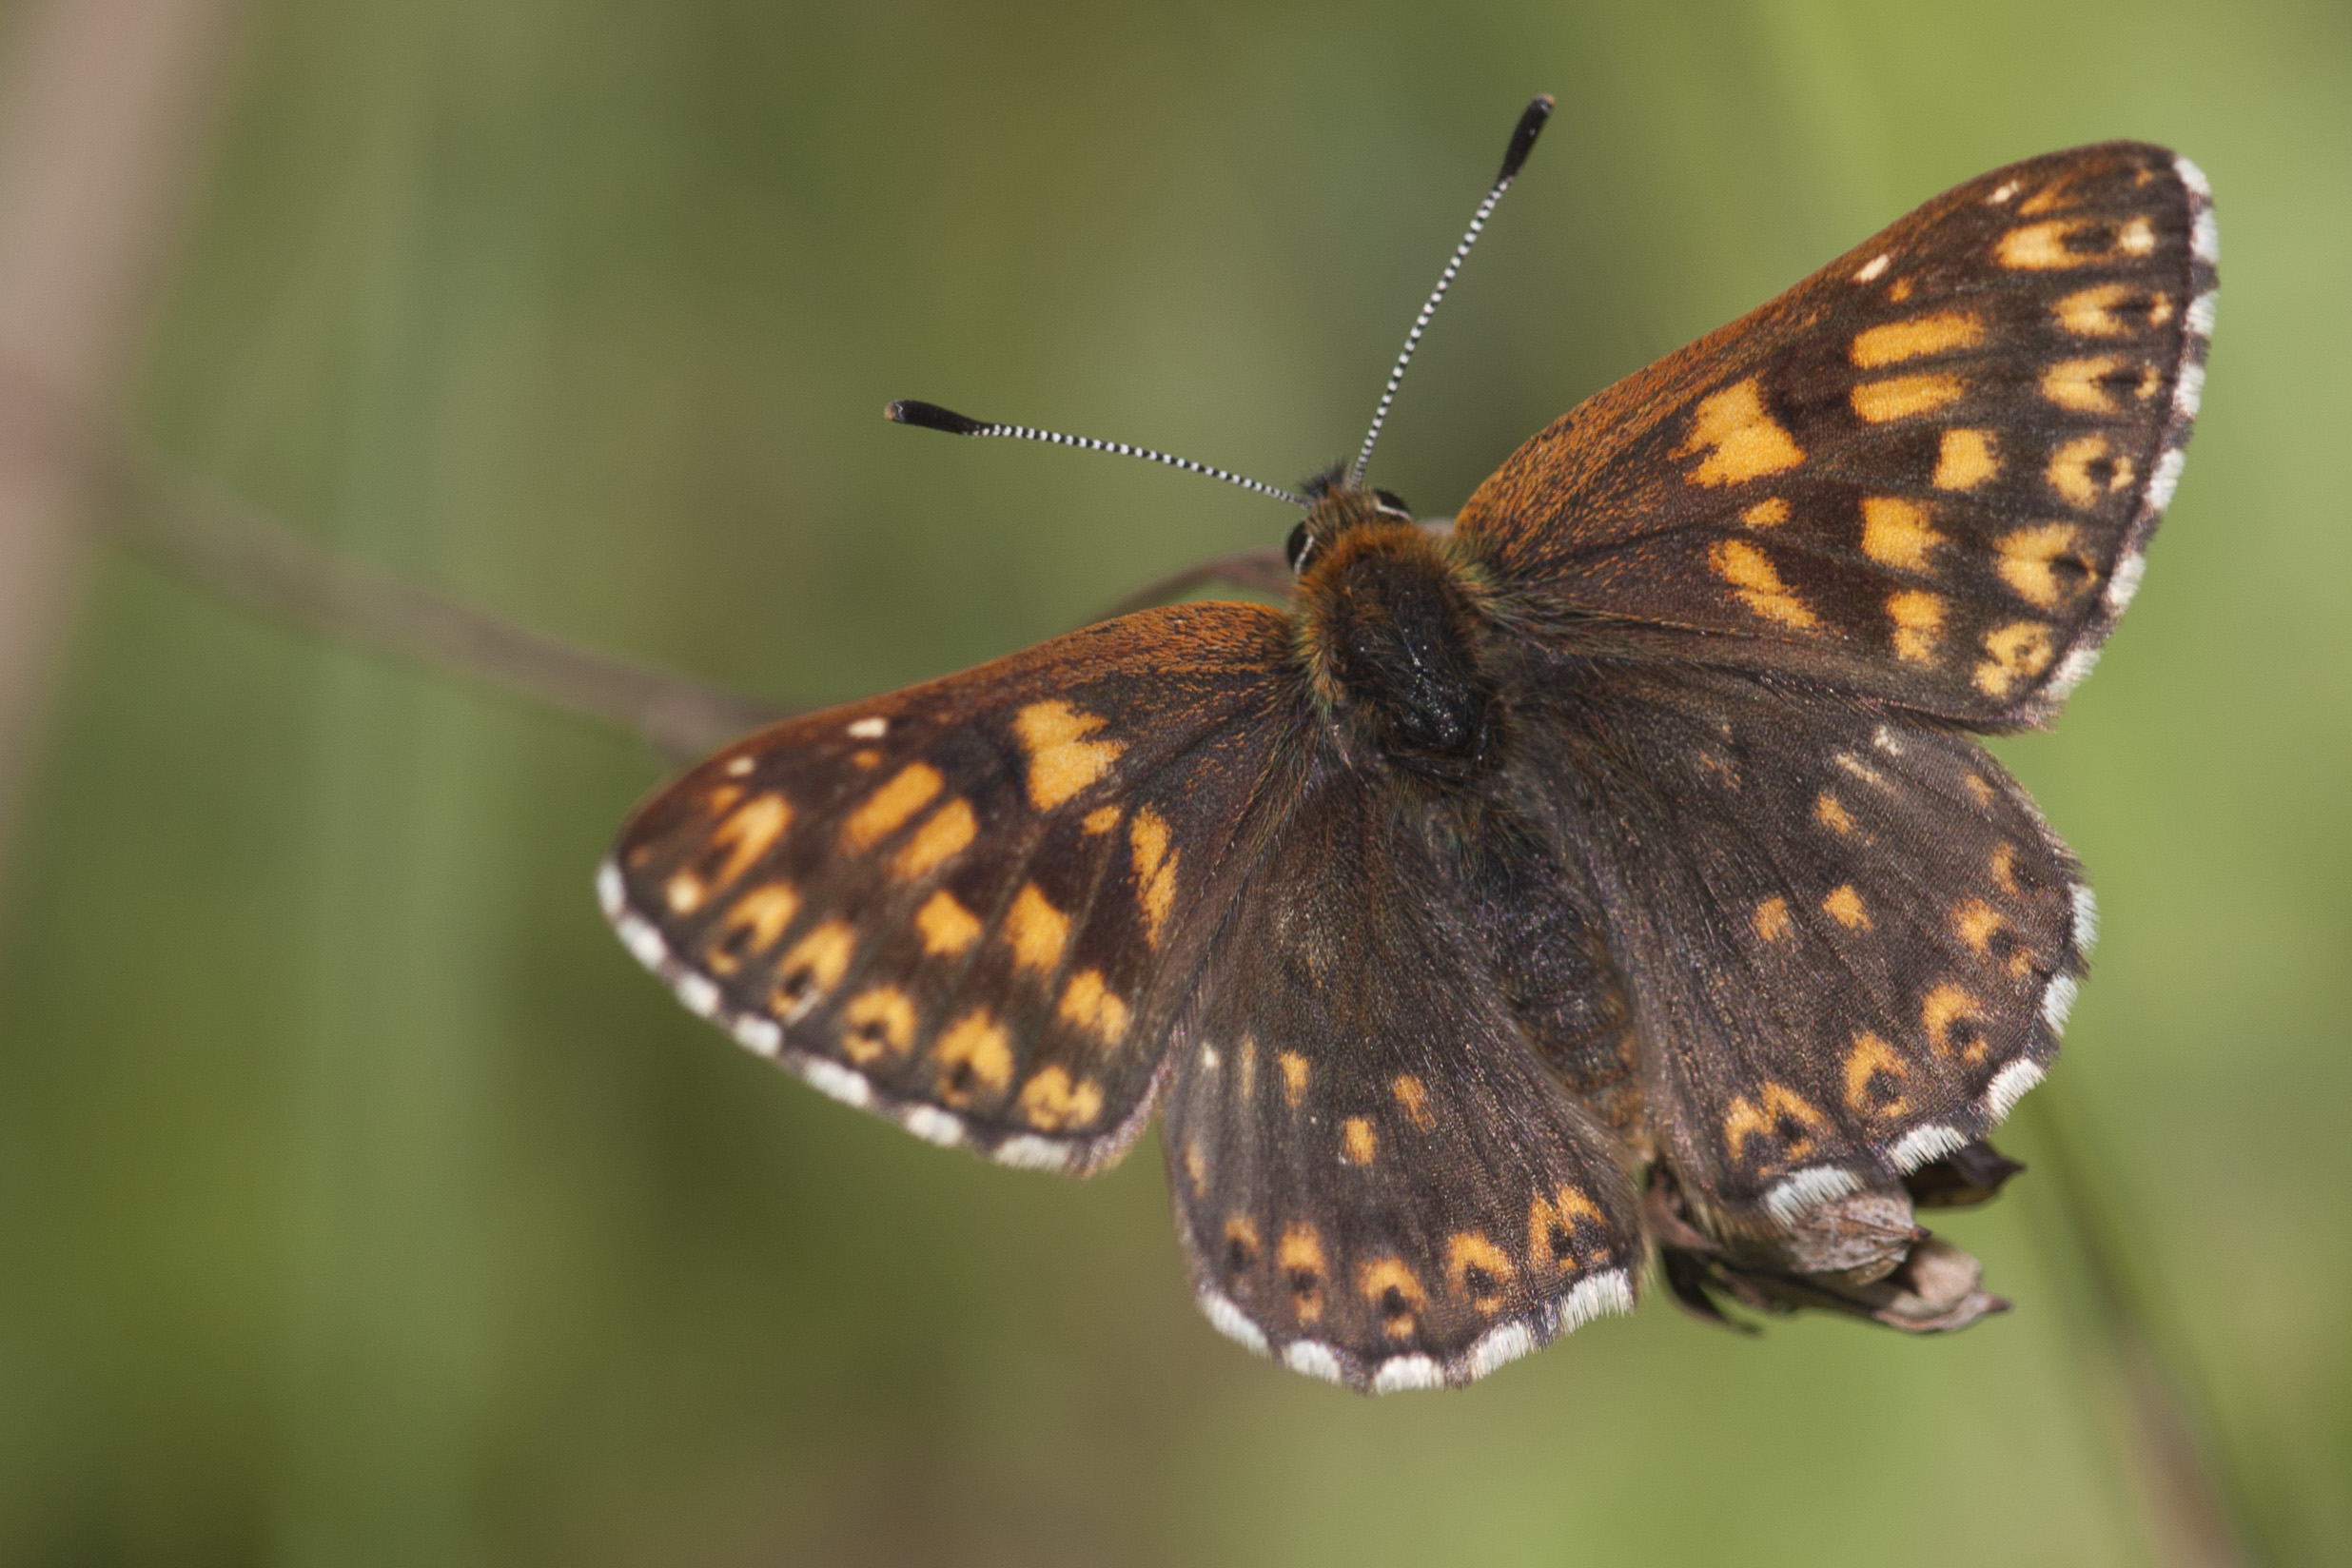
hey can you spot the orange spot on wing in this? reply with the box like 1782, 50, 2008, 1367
1852, 374, 1965, 423
1886, 589, 1945, 664
1997, 524, 2093, 610
2046, 436, 2132, 511
1952, 899, 2008, 953
1859, 496, 1947, 572
1709, 539, 1818, 629
1446, 1233, 1516, 1313
1843, 1030, 1911, 1117
1999, 217, 2113, 269
2055, 282, 2142, 338
915, 890, 983, 955
1279, 1051, 1310, 1107
1341, 1117, 1377, 1166
1391, 1074, 1436, 1129
1741, 498, 1791, 528
892, 797, 977, 880
1528, 1185, 1610, 1275
1675, 378, 1806, 485
934, 1010, 1013, 1107
1081, 805, 1121, 834
670, 794, 794, 912
1823, 885, 1871, 930
1355, 1258, 1429, 1341
1017, 1066, 1104, 1131
1754, 895, 1793, 942
2041, 356, 2128, 412
774, 920, 856, 1010
1013, 701, 1127, 810
844, 765, 941, 851
703, 882, 801, 974
1923, 983, 1989, 1062
1815, 792, 1856, 834
1282, 1225, 1327, 1323
1973, 621, 2057, 697
1056, 969, 1130, 1049
1932, 428, 2000, 491
2016, 180, 2081, 216
1850, 311, 1984, 368
1128, 807, 1179, 947
1721, 1082, 1831, 1166
840, 986, 918, 1065
1004, 882, 1071, 973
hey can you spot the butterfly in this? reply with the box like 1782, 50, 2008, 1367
601, 99, 2215, 1393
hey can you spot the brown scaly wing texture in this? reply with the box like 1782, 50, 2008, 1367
1504, 648, 2092, 1232
1162, 765, 1642, 1392
601, 603, 1307, 1174
1458, 142, 2215, 727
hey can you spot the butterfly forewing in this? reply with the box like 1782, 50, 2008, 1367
1458, 142, 2213, 727
1164, 768, 1642, 1392
1506, 653, 2088, 1226
603, 603, 1305, 1172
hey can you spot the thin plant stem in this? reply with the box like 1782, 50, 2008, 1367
0, 376, 795, 762
2020, 1088, 2263, 1568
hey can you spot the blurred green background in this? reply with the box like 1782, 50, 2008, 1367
2, 0, 2346, 1563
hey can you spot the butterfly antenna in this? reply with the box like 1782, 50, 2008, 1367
886, 400, 1307, 509
1349, 94, 1554, 487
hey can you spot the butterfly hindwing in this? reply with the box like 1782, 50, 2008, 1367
1505, 651, 2088, 1227
602, 603, 1304, 1173
1164, 764, 1642, 1391
1458, 142, 2214, 727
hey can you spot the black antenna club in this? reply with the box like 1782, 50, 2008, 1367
883, 400, 1307, 509
1350, 94, 1555, 485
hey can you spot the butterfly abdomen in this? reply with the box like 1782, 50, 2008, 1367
1295, 506, 1499, 784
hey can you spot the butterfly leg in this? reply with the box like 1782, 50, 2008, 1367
1647, 1151, 2014, 1332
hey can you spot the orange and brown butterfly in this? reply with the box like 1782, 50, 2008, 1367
602, 98, 2215, 1393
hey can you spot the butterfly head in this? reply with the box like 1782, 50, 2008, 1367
1292, 478, 1498, 784
1284, 470, 1416, 575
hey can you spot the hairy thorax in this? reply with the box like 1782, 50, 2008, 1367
1293, 488, 1499, 785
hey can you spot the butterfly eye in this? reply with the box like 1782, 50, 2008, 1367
1285, 520, 1316, 573
1372, 489, 1415, 520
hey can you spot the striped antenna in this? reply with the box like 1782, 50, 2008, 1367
886, 400, 1307, 509
1349, 94, 1555, 486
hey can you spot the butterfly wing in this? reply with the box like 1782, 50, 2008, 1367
601, 602, 1306, 1174
1504, 649, 2089, 1231
1163, 763, 1642, 1392
1458, 141, 2215, 727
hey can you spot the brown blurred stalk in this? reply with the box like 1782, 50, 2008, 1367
0, 0, 241, 893
82, 413, 795, 759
